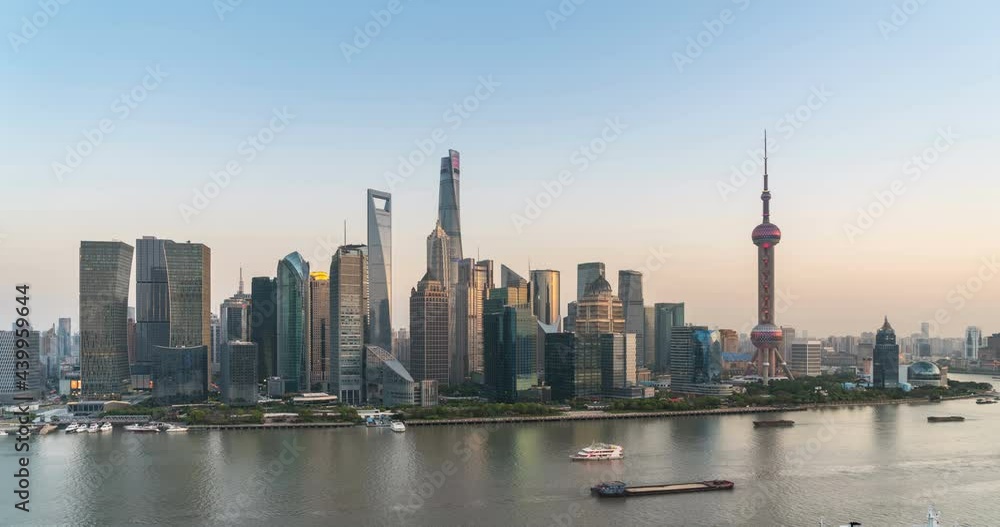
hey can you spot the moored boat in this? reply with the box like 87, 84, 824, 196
64, 423, 80, 433
570, 442, 624, 461
163, 424, 189, 433
87, 423, 100, 433
99, 422, 113, 432
0, 429, 8, 436
390, 421, 406, 433
124, 423, 161, 433
975, 398, 997, 404
753, 420, 795, 428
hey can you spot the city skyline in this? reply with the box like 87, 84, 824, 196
5, 1, 1000, 336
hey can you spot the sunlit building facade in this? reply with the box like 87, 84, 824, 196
330, 245, 369, 405
80, 241, 133, 398
277, 252, 310, 393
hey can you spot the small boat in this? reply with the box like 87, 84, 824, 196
164, 424, 189, 433
87, 423, 100, 433
99, 422, 113, 432
570, 442, 624, 461
753, 420, 795, 428
927, 416, 964, 422
124, 423, 161, 433
390, 421, 406, 433
591, 479, 734, 497
0, 430, 8, 436
64, 423, 80, 433
975, 398, 997, 404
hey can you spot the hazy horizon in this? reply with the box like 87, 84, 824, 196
3, 0, 999, 337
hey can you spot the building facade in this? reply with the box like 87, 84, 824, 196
617, 270, 644, 367
530, 269, 561, 330
250, 277, 278, 382
484, 282, 537, 403
653, 302, 685, 373
873, 318, 900, 388
669, 326, 730, 396
789, 340, 822, 378
308, 271, 330, 391
80, 241, 134, 398
163, 241, 212, 381
135, 236, 170, 371
576, 262, 605, 300
410, 274, 450, 385
153, 345, 208, 403
221, 340, 258, 406
453, 258, 493, 384
964, 326, 982, 360
0, 330, 43, 403
600, 333, 637, 393
277, 252, 310, 393
438, 150, 463, 287
330, 245, 369, 405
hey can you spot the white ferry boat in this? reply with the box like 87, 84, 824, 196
570, 442, 624, 461
390, 421, 406, 433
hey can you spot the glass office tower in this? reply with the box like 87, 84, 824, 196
277, 252, 310, 393
367, 189, 392, 351
308, 271, 330, 391
330, 245, 369, 405
79, 241, 134, 398
873, 318, 900, 388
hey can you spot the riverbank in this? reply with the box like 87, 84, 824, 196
405, 405, 806, 426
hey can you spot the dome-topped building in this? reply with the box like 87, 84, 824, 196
907, 360, 946, 387
584, 275, 613, 297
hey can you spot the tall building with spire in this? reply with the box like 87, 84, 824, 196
749, 133, 793, 383
438, 149, 463, 285
426, 221, 452, 286
367, 189, 393, 352
873, 317, 899, 388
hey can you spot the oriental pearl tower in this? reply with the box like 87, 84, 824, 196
749, 132, 793, 383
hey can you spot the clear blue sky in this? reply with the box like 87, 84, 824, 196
2, 0, 999, 337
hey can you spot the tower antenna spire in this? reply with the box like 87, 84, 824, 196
761, 130, 771, 223
238, 266, 244, 295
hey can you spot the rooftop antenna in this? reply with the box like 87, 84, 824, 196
238, 266, 244, 295
343, 219, 347, 246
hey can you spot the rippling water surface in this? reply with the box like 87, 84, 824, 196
3, 374, 999, 526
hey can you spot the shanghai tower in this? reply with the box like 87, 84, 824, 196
438, 149, 463, 284
749, 133, 793, 383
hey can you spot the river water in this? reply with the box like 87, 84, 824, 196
3, 374, 999, 527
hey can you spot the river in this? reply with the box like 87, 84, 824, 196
3, 374, 998, 526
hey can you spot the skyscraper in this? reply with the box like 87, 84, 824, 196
576, 262, 605, 300
643, 306, 656, 368
277, 252, 310, 393
367, 189, 393, 351
873, 317, 900, 388
410, 273, 450, 385
221, 340, 258, 406
250, 276, 278, 381
749, 134, 792, 383
0, 330, 42, 403
453, 258, 493, 384
80, 241, 133, 398
531, 269, 561, 329
330, 245, 369, 405
669, 326, 730, 396
483, 278, 537, 403
308, 271, 330, 391
57, 317, 71, 360
426, 221, 452, 286
219, 274, 251, 377
573, 275, 624, 398
653, 302, 685, 373
164, 240, 212, 380
135, 236, 170, 371
438, 149, 463, 285
617, 270, 644, 366
600, 333, 636, 393
964, 326, 982, 360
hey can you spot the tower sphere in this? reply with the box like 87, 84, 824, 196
752, 222, 781, 245
751, 323, 783, 348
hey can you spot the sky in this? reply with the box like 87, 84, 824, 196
2, 0, 999, 338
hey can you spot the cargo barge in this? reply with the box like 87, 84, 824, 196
591, 480, 734, 498
927, 416, 964, 422
753, 419, 795, 428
